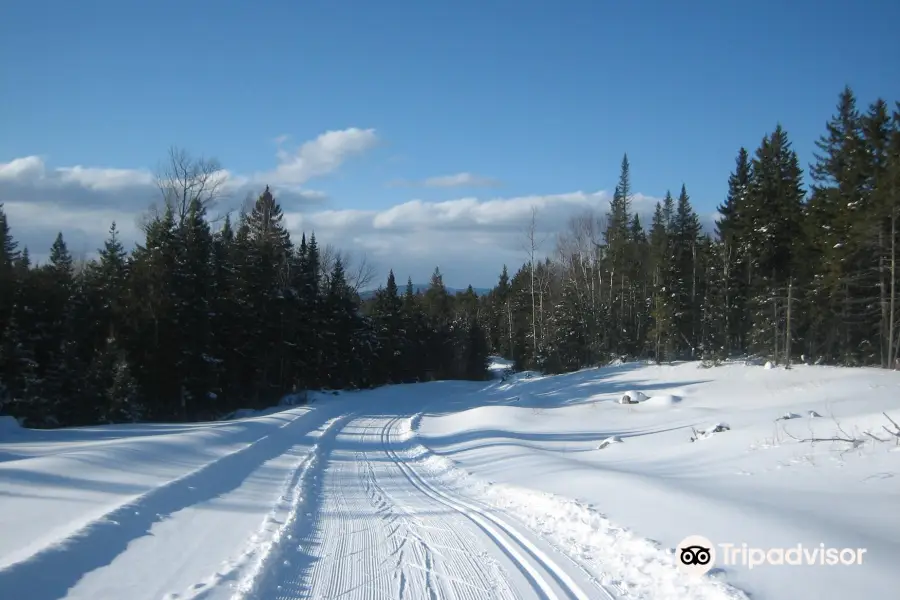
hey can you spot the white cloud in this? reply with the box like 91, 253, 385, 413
1, 127, 712, 287
0, 156, 45, 181
57, 165, 155, 190
273, 190, 671, 287
388, 172, 499, 189
423, 172, 499, 188
265, 127, 378, 186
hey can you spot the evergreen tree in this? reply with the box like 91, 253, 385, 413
716, 148, 753, 355
746, 126, 806, 362
670, 184, 702, 356
174, 198, 216, 417
604, 154, 633, 355
648, 201, 674, 361
3, 87, 898, 430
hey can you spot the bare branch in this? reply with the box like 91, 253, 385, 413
349, 253, 377, 293
781, 412, 900, 448
320, 243, 377, 294
154, 146, 226, 228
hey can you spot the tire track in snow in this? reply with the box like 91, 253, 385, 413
168, 414, 347, 600
381, 417, 608, 600
226, 413, 350, 600
0, 408, 324, 600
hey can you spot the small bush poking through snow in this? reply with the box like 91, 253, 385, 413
776, 412, 801, 421
597, 435, 623, 449
691, 423, 731, 442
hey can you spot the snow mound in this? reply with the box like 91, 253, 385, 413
764, 361, 774, 370
0, 415, 21, 437
488, 356, 514, 371
643, 394, 681, 407
620, 390, 648, 404
395, 417, 416, 442
617, 391, 680, 407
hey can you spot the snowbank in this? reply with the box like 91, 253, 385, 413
414, 360, 900, 599
0, 415, 21, 438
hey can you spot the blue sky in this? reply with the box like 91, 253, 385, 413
1, 0, 898, 288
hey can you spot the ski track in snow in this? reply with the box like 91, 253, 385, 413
398, 415, 749, 600
0, 406, 749, 600
251, 413, 604, 600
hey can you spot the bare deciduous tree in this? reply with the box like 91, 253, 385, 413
154, 146, 227, 228
522, 206, 547, 359
320, 242, 377, 293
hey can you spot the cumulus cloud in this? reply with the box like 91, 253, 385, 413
388, 171, 499, 189
274, 190, 672, 287
265, 128, 378, 186
1, 126, 716, 287
423, 172, 499, 188
0, 127, 378, 262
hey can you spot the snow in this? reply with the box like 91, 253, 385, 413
1, 361, 898, 599
415, 361, 900, 599
0, 415, 21, 437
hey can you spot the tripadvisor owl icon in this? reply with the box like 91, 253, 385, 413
676, 535, 716, 576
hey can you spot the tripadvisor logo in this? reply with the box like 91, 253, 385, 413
676, 535, 716, 576
676, 535, 867, 575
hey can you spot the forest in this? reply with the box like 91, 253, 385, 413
1, 86, 898, 428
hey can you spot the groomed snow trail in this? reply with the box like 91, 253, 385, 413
253, 415, 613, 600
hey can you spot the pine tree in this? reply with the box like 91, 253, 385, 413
242, 187, 295, 402
372, 270, 404, 383
0, 205, 21, 404
715, 148, 753, 355
175, 198, 216, 417
648, 201, 674, 361
670, 184, 702, 356
806, 87, 867, 362
746, 126, 807, 362
604, 154, 633, 355
323, 257, 360, 388
129, 206, 181, 418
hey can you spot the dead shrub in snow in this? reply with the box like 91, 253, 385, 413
597, 435, 623, 449
690, 423, 731, 442
776, 412, 801, 421
781, 412, 900, 454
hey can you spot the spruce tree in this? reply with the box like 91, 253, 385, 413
670, 184, 702, 356
716, 148, 753, 355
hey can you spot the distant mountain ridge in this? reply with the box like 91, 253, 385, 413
359, 284, 492, 301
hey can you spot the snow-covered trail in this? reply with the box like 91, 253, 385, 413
254, 414, 611, 600
0, 403, 617, 600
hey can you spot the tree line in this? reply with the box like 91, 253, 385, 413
1, 85, 897, 428
0, 168, 490, 427
479, 86, 899, 374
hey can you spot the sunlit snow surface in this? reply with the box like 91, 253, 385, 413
1, 360, 898, 599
